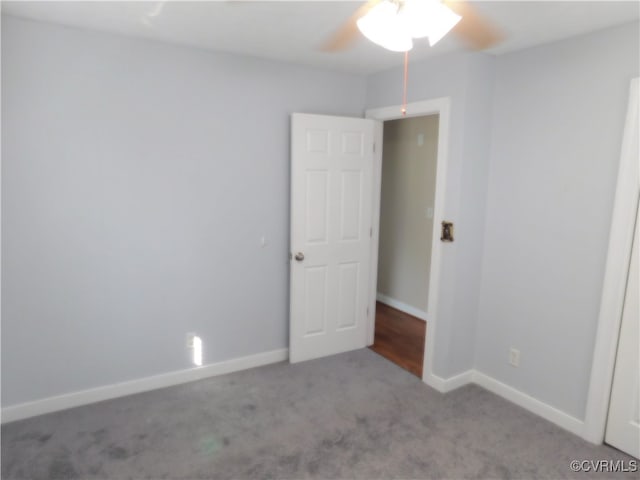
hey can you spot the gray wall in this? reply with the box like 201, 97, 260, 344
475, 21, 640, 420
367, 52, 495, 378
378, 115, 439, 312
3, 11, 638, 422
1, 16, 366, 406
367, 22, 639, 416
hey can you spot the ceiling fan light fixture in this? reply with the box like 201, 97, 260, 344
398, 0, 462, 46
357, 0, 413, 52
400, 0, 434, 38
400, 0, 461, 46
425, 3, 462, 46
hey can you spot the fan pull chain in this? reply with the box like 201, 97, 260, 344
401, 51, 409, 116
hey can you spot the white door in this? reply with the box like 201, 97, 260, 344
289, 113, 376, 363
605, 198, 640, 459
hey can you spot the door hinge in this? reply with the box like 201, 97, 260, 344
367, 307, 370, 317
373, 142, 376, 153
370, 227, 373, 237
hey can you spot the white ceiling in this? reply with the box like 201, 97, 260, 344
3, 1, 639, 74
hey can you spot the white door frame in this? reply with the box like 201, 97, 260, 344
365, 97, 451, 387
583, 77, 639, 444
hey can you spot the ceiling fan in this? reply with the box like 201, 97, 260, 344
321, 0, 502, 53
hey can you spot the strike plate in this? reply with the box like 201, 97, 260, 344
441, 221, 454, 242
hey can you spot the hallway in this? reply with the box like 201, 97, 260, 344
369, 302, 427, 377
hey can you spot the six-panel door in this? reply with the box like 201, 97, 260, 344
290, 113, 375, 363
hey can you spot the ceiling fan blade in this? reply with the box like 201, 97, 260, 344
320, 0, 380, 52
444, 0, 503, 50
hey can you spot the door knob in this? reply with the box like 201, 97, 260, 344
295, 252, 305, 262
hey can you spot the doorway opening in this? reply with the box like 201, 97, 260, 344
369, 115, 439, 377
365, 98, 451, 388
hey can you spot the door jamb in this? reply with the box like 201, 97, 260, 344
583, 77, 639, 444
365, 97, 452, 388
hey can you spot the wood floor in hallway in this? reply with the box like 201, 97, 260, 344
369, 301, 427, 378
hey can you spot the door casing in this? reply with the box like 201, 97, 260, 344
584, 77, 639, 444
365, 98, 452, 389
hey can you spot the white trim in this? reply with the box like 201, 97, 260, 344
1, 348, 588, 439
367, 120, 384, 346
376, 292, 428, 321
1, 348, 289, 424
417, 367, 584, 436
427, 369, 474, 393
473, 371, 585, 437
366, 97, 452, 391
584, 77, 640, 444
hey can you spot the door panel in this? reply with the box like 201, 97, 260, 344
305, 171, 329, 243
337, 262, 359, 330
304, 266, 328, 336
290, 113, 375, 363
340, 171, 363, 240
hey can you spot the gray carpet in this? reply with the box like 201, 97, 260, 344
1, 349, 636, 480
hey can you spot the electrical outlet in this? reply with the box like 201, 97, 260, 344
509, 348, 520, 367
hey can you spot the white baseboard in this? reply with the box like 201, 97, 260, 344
422, 368, 584, 437
2, 348, 586, 442
472, 371, 585, 437
1, 348, 289, 424
376, 292, 428, 321
425, 369, 474, 393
